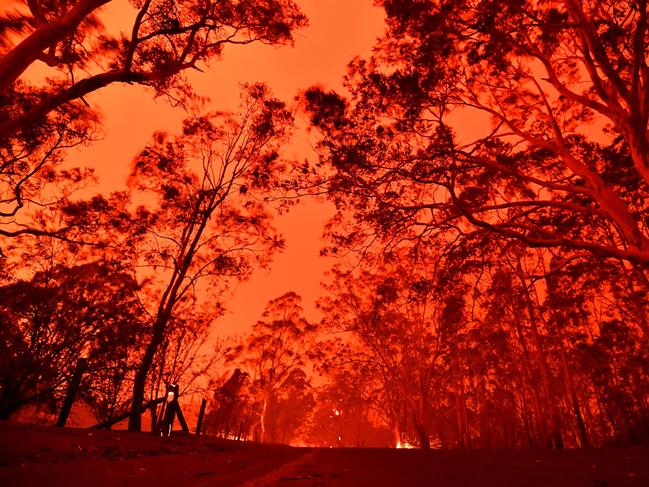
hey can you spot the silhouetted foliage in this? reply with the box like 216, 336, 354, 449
0, 260, 143, 419
224, 292, 316, 442
0, 0, 306, 243
304, 0, 649, 265
3, 1, 649, 450
121, 85, 295, 431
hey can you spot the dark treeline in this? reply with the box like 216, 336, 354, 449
295, 0, 649, 449
1, 0, 649, 450
315, 247, 649, 449
202, 249, 649, 449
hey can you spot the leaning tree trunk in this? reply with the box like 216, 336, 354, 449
128, 320, 167, 432
127, 234, 201, 432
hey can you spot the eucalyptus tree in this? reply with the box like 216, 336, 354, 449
124, 85, 295, 430
0, 0, 306, 240
304, 0, 649, 266
235, 292, 315, 442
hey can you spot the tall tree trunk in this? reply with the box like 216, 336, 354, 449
128, 190, 213, 432
517, 256, 570, 448
571, 390, 590, 448
259, 395, 268, 443
413, 417, 430, 449
509, 305, 545, 448
557, 340, 590, 448
392, 421, 401, 448
455, 386, 467, 449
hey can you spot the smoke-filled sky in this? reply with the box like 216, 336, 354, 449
65, 0, 385, 335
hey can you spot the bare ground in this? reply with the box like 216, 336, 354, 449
1, 421, 648, 486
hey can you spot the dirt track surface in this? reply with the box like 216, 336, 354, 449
1, 421, 649, 486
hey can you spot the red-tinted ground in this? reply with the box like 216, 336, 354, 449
1, 421, 648, 486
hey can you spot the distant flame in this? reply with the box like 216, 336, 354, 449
395, 441, 415, 449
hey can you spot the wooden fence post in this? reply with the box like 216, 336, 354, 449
176, 400, 189, 433
195, 398, 207, 436
158, 383, 190, 436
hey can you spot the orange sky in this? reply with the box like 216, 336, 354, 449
65, 0, 386, 336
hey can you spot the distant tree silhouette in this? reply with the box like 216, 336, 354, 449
263, 367, 314, 444
206, 368, 249, 439
232, 292, 315, 442
318, 248, 466, 449
307, 340, 392, 447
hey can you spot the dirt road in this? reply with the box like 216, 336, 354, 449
1, 422, 648, 486
240, 447, 649, 486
